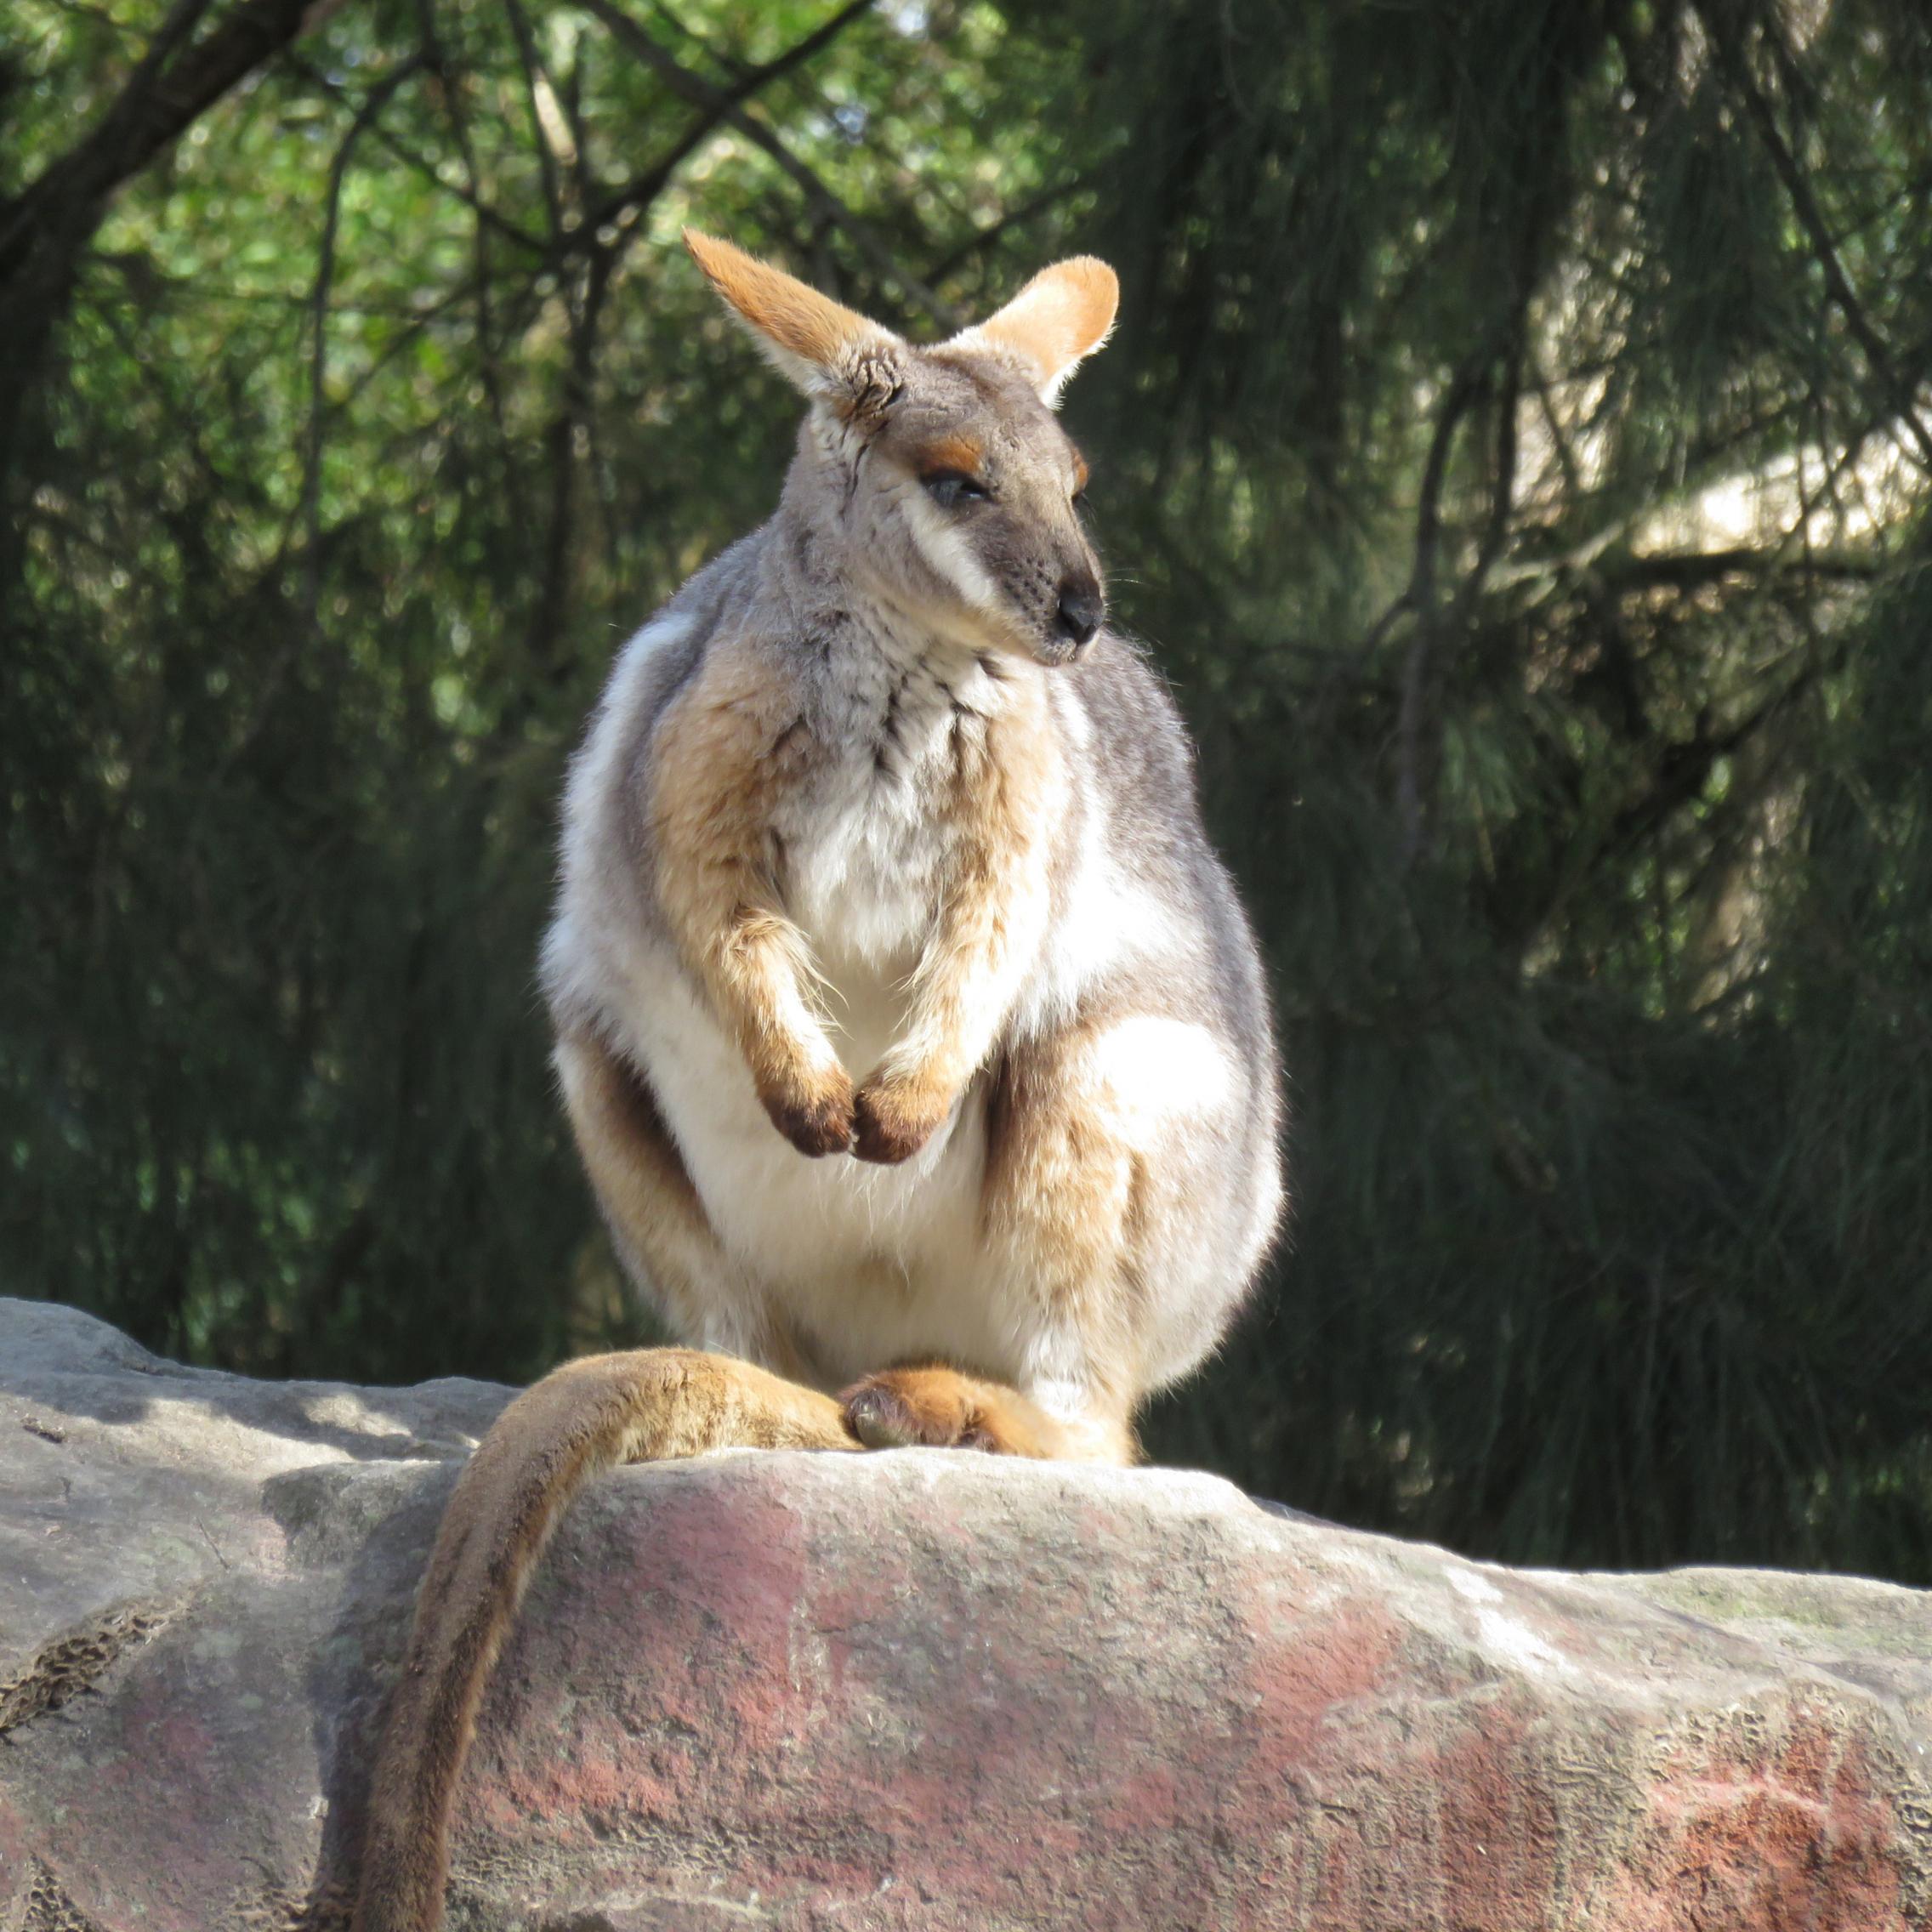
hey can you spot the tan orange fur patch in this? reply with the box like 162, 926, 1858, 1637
648, 644, 854, 1155
917, 433, 986, 480
980, 1019, 1147, 1423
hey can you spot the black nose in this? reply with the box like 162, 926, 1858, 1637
1054, 584, 1105, 649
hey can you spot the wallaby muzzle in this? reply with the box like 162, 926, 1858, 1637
1032, 570, 1105, 666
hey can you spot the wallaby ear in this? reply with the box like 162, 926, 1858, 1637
952, 257, 1119, 406
684, 229, 903, 416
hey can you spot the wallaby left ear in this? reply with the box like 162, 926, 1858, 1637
952, 257, 1119, 406
684, 229, 903, 418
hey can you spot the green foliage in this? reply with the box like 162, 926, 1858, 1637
4, 0, 1930, 1576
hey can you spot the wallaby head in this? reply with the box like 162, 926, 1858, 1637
685, 230, 1117, 667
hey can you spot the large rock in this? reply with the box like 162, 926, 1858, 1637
1, 1297, 1929, 1930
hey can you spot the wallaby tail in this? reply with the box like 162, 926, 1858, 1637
351, 1347, 855, 1932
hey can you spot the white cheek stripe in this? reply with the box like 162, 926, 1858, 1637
904, 489, 1003, 616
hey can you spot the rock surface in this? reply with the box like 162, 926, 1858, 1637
2, 1297, 1930, 1930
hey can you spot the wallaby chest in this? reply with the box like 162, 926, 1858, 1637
778, 640, 1017, 1043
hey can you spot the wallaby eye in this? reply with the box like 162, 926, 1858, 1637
923, 469, 989, 509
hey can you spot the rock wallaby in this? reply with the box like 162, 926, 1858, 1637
352, 231, 1285, 1931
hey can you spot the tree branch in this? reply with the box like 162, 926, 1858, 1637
1598, 547, 1883, 591
1702, 6, 1932, 473
577, 0, 876, 248
285, 54, 548, 255
0, 0, 350, 614
1603, 667, 1820, 859
411, 0, 518, 482
577, 0, 967, 332
1388, 350, 1493, 860
500, 0, 570, 239
1, 0, 338, 277
303, 57, 426, 635
921, 174, 1092, 287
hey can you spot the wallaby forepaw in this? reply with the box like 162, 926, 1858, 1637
852, 1075, 951, 1165
840, 1367, 1023, 1452
843, 1373, 994, 1450
760, 1071, 856, 1157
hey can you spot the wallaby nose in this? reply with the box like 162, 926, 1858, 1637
1054, 582, 1105, 649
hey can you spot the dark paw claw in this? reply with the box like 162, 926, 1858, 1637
843, 1382, 924, 1448
841, 1372, 1000, 1451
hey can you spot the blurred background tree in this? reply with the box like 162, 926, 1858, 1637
4, 0, 1930, 1577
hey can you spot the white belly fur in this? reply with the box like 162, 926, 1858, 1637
605, 687, 1019, 1384
614, 950, 1013, 1384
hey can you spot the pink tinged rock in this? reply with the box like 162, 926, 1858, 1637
2, 1297, 1930, 1930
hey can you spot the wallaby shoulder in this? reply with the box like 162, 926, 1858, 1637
548, 525, 797, 1005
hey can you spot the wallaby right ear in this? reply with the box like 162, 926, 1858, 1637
685, 230, 903, 418
950, 256, 1118, 406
